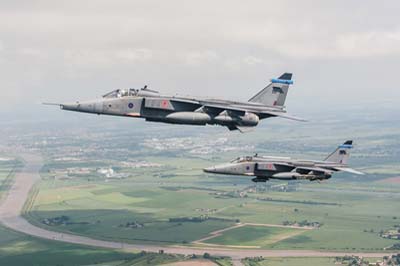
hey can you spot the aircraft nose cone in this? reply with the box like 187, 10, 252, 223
61, 101, 99, 113
61, 102, 80, 111
203, 167, 217, 173
204, 163, 235, 174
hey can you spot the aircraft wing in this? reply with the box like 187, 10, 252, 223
235, 126, 255, 133
333, 167, 365, 175
295, 166, 333, 175
170, 99, 247, 115
170, 98, 201, 105
199, 102, 247, 116
201, 103, 307, 121
171, 98, 307, 123
261, 111, 308, 122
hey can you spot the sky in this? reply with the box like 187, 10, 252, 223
1, 0, 400, 117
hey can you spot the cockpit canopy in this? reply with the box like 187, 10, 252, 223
230, 156, 253, 163
102, 89, 137, 98
102, 86, 160, 99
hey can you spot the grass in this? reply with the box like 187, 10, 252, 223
27, 208, 235, 244
0, 158, 188, 266
242, 257, 338, 266
27, 169, 400, 251
0, 225, 184, 266
242, 257, 385, 266
0, 159, 23, 198
205, 226, 305, 247
24, 116, 400, 252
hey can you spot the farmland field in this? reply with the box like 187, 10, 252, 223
243, 257, 342, 266
3, 105, 400, 261
0, 222, 190, 266
204, 225, 306, 247
0, 159, 23, 198
26, 161, 400, 251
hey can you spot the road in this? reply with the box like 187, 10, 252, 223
0, 153, 395, 266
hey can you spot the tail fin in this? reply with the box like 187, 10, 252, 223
248, 73, 293, 107
324, 140, 353, 165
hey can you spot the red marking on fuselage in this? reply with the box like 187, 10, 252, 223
162, 100, 169, 108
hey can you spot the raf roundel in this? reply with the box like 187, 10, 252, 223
128, 103, 134, 109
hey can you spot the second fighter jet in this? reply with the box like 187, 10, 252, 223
204, 141, 364, 182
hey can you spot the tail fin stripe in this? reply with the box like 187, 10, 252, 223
339, 144, 353, 149
271, 79, 293, 85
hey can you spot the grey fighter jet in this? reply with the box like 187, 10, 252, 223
45, 73, 304, 132
204, 141, 364, 182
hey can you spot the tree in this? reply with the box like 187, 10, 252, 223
203, 253, 211, 259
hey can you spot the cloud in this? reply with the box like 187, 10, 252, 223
273, 29, 400, 59
335, 30, 400, 57
182, 50, 219, 66
115, 48, 153, 62
0, 0, 400, 111
243, 56, 265, 66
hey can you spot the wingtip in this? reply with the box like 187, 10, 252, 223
287, 114, 309, 122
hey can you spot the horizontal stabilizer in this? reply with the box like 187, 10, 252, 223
235, 126, 255, 133
334, 167, 364, 175
264, 111, 308, 122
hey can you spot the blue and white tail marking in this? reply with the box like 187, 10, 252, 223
249, 73, 293, 107
324, 140, 353, 165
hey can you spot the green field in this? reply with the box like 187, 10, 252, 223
27, 164, 400, 251
11, 107, 400, 255
0, 225, 190, 266
26, 183, 238, 244
0, 159, 23, 198
0, 158, 195, 266
205, 226, 305, 247
243, 257, 342, 266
